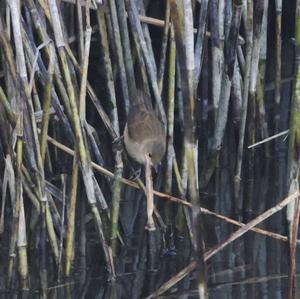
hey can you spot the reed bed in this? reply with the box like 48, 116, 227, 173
0, 1, 299, 298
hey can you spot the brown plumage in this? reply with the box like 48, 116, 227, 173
124, 104, 166, 166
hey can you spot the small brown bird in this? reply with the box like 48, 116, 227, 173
124, 91, 166, 230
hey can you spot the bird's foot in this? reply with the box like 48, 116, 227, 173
112, 136, 124, 152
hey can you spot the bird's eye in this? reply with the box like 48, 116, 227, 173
148, 153, 152, 158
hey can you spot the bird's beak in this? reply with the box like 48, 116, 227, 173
146, 154, 159, 173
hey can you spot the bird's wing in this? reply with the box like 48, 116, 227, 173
127, 108, 162, 143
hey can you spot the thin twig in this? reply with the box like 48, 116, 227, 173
248, 130, 289, 148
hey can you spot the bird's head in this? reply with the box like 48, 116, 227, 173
148, 141, 166, 167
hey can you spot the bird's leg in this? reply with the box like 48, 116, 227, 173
112, 136, 124, 152
145, 155, 155, 231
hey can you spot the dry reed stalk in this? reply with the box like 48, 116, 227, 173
194, 0, 208, 94
210, 0, 224, 111
51, 0, 115, 278
275, 0, 282, 124
158, 1, 170, 92
126, 0, 166, 123
200, 0, 243, 188
65, 0, 91, 278
286, 1, 300, 297
170, 1, 208, 297
64, 153, 79, 277
234, 0, 253, 206
148, 191, 300, 298
96, 2, 125, 257
106, 0, 130, 113
164, 25, 176, 228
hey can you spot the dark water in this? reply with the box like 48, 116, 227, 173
2, 232, 298, 299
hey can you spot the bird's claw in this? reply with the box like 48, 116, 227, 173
112, 136, 124, 152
